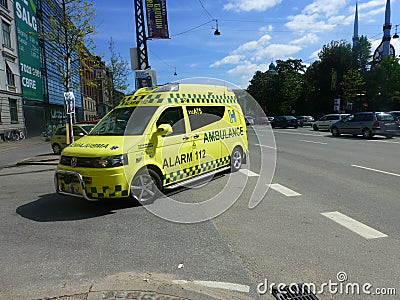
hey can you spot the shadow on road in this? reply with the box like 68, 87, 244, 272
16, 193, 141, 222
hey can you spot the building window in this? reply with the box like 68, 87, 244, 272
6, 63, 15, 87
2, 21, 11, 48
9, 99, 18, 123
0, 0, 7, 9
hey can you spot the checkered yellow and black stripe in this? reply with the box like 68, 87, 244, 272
167, 93, 237, 104
119, 93, 237, 106
163, 156, 231, 185
86, 185, 129, 198
59, 182, 129, 198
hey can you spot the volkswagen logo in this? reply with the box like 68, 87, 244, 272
71, 157, 78, 168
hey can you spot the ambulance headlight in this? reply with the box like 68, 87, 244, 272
94, 154, 128, 168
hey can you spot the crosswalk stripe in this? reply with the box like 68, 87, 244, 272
239, 169, 259, 177
321, 211, 388, 239
268, 183, 301, 197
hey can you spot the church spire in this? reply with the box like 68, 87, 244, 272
352, 2, 359, 47
382, 0, 391, 57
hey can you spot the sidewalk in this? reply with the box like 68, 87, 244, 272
25, 272, 255, 300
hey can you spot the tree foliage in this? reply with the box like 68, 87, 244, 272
105, 37, 131, 106
41, 0, 96, 92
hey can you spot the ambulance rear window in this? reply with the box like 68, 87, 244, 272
187, 106, 225, 131
90, 106, 158, 136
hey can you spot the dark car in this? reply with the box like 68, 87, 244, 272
296, 115, 315, 127
390, 111, 400, 120
270, 116, 299, 128
330, 112, 399, 139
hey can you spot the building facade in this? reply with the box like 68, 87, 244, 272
0, 0, 24, 140
80, 50, 97, 121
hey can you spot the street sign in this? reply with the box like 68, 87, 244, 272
64, 92, 75, 114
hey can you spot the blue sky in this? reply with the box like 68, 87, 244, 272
92, 0, 400, 90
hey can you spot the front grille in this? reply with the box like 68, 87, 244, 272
271, 284, 319, 300
60, 156, 97, 168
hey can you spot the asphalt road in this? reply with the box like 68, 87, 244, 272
0, 128, 399, 299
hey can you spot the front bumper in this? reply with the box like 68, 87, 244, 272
54, 169, 130, 201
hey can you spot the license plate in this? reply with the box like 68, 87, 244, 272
67, 183, 81, 195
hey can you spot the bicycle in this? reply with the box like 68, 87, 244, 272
4, 129, 25, 141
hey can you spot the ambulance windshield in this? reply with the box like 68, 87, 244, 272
90, 106, 158, 136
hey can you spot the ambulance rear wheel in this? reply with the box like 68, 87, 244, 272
231, 147, 243, 172
130, 169, 162, 205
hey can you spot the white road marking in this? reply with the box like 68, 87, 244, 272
239, 169, 260, 177
352, 165, 400, 178
299, 140, 327, 145
321, 211, 388, 239
367, 140, 400, 144
172, 280, 250, 293
268, 183, 301, 197
255, 143, 276, 149
272, 131, 324, 137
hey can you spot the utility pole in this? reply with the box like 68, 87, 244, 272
62, 0, 74, 144
134, 0, 150, 70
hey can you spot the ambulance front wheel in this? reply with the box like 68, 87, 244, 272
231, 147, 243, 172
130, 168, 162, 205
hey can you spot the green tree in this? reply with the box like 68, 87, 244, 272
105, 37, 131, 106
42, 0, 96, 92
306, 40, 353, 114
352, 36, 371, 73
340, 69, 365, 110
367, 56, 400, 110
40, 0, 96, 143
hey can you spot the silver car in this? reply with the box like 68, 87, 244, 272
330, 112, 399, 139
312, 114, 349, 131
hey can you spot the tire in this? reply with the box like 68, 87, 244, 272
11, 131, 19, 141
313, 124, 319, 131
385, 135, 393, 139
52, 143, 62, 155
362, 128, 372, 139
294, 125, 298, 129
130, 168, 162, 205
230, 147, 243, 172
331, 127, 340, 136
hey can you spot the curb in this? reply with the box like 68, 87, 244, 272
16, 155, 59, 166
25, 273, 255, 300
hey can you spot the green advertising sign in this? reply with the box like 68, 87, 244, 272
15, 0, 43, 101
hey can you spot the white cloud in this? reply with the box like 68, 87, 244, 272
210, 54, 244, 67
259, 25, 274, 33
224, 0, 282, 12
303, 0, 348, 17
255, 44, 302, 61
286, 13, 336, 33
292, 33, 319, 45
309, 49, 321, 60
358, 0, 384, 11
227, 62, 270, 88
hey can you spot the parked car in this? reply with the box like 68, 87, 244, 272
255, 116, 270, 125
390, 111, 400, 120
330, 112, 399, 139
296, 115, 315, 127
270, 116, 298, 128
50, 123, 96, 154
312, 114, 349, 131
245, 116, 255, 126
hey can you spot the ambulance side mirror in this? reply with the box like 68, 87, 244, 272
157, 124, 173, 136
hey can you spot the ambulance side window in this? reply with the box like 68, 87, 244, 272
156, 107, 186, 135
187, 106, 225, 131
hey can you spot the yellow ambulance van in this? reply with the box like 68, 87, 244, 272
55, 83, 249, 204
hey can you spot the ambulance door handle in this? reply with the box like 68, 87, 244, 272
182, 136, 189, 141
193, 134, 199, 139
